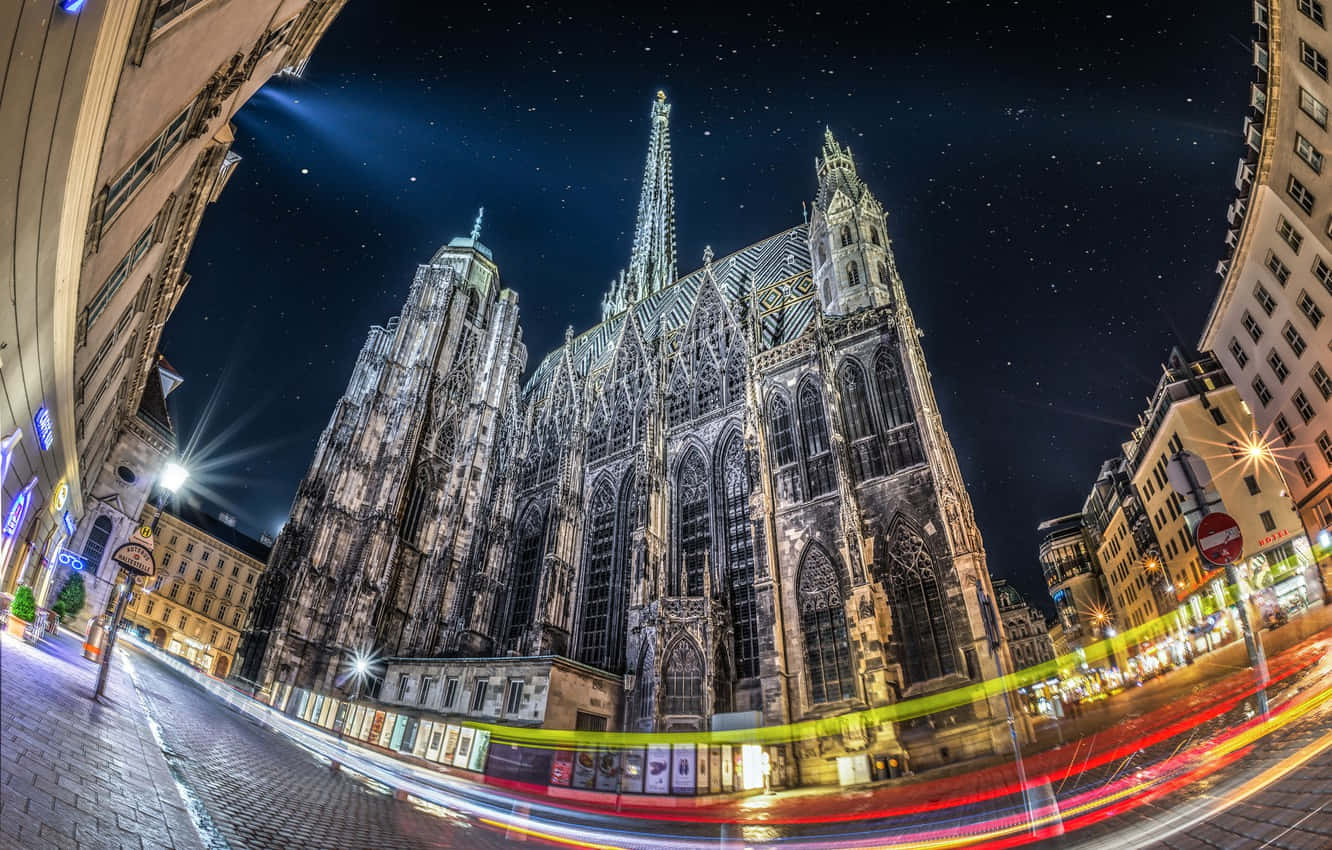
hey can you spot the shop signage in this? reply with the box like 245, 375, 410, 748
4, 492, 28, 538
33, 406, 54, 450
62, 511, 76, 536
1255, 528, 1291, 548
55, 548, 86, 571
53, 481, 68, 511
111, 542, 156, 576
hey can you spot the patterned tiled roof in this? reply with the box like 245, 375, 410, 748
523, 225, 814, 402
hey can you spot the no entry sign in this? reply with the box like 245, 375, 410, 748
1196, 512, 1243, 566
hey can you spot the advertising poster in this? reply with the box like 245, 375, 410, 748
333, 703, 349, 736
400, 717, 419, 753
645, 745, 671, 794
487, 743, 554, 785
357, 707, 374, 740
425, 726, 443, 761
671, 744, 696, 794
310, 695, 325, 725
621, 749, 645, 794
453, 727, 476, 768
467, 729, 491, 772
733, 748, 745, 791
413, 721, 433, 759
369, 711, 386, 745
377, 714, 397, 748
695, 744, 710, 795
549, 750, 575, 787
594, 749, 621, 792
571, 749, 598, 789
708, 747, 722, 793
442, 725, 462, 763
720, 744, 734, 791
389, 715, 407, 751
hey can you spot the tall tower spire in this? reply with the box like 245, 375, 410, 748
627, 91, 677, 302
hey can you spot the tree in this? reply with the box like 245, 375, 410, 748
10, 585, 36, 623
52, 573, 86, 622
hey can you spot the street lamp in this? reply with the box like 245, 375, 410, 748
94, 459, 189, 700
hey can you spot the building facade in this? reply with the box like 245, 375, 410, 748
1201, 0, 1332, 560
1, 1, 345, 623
1038, 513, 1109, 655
240, 94, 1016, 783
122, 503, 270, 677
991, 580, 1054, 672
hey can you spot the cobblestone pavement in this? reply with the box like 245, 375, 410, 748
0, 628, 202, 850
123, 643, 523, 849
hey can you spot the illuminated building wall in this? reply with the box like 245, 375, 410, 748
1201, 0, 1332, 583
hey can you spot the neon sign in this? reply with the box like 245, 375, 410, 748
34, 407, 54, 451
60, 0, 87, 12
62, 511, 77, 536
56, 548, 86, 571
4, 492, 28, 538
53, 481, 69, 511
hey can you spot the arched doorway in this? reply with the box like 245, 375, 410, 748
152, 627, 167, 647
213, 655, 230, 678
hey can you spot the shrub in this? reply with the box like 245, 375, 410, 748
11, 585, 36, 622
53, 573, 86, 622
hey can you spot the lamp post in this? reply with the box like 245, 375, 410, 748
93, 460, 188, 700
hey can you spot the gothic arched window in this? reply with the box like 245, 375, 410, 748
507, 504, 548, 645
696, 355, 722, 415
768, 393, 797, 467
399, 468, 432, 545
465, 291, 480, 325
839, 225, 853, 247
885, 530, 956, 685
82, 515, 113, 567
878, 262, 889, 286
610, 393, 633, 453
719, 432, 759, 678
635, 642, 656, 723
798, 380, 836, 496
577, 482, 617, 670
664, 640, 704, 715
799, 546, 854, 704
818, 244, 828, 265
839, 360, 886, 480
676, 448, 709, 597
586, 408, 608, 461
870, 227, 881, 246
723, 348, 746, 406
873, 347, 924, 472
667, 369, 690, 427
847, 261, 862, 287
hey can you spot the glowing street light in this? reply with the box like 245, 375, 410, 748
160, 461, 189, 493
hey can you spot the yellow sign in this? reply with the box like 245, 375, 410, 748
53, 481, 69, 511
136, 525, 155, 550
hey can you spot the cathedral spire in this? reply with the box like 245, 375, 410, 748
627, 91, 677, 303
471, 207, 484, 241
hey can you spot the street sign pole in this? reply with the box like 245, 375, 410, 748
1171, 453, 1269, 718
93, 577, 131, 700
92, 541, 157, 701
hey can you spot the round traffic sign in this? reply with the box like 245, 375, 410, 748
1196, 512, 1243, 566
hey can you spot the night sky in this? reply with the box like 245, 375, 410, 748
160, 1, 1254, 613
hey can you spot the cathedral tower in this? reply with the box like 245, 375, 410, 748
808, 129, 895, 316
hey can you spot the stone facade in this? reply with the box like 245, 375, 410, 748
239, 94, 1015, 783
992, 580, 1054, 671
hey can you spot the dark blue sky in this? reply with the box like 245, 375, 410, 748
161, 1, 1252, 612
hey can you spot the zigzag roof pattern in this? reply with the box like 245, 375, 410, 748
522, 225, 815, 405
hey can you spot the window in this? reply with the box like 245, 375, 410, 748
676, 449, 709, 597
1288, 175, 1316, 215
1295, 389, 1316, 422
719, 434, 759, 679
1299, 0, 1326, 26
1296, 134, 1324, 174
663, 641, 704, 715
201, 598, 211, 616
396, 676, 411, 702
194, 568, 203, 583
200, 551, 210, 562
1278, 217, 1304, 253
839, 225, 852, 247
506, 504, 547, 645
207, 575, 218, 591
216, 558, 224, 572
1210, 406, 1227, 426
443, 677, 459, 708
231, 611, 241, 627
145, 599, 155, 616
399, 469, 431, 545
84, 224, 153, 334
1267, 251, 1292, 285
169, 583, 179, 600
1253, 375, 1273, 406
1244, 475, 1261, 496
245, 573, 253, 585
767, 394, 797, 467
217, 604, 227, 621
238, 591, 247, 605
838, 359, 885, 480
1301, 88, 1330, 128
870, 227, 881, 246
1299, 291, 1324, 328
1300, 40, 1329, 80
847, 261, 862, 287
1274, 416, 1291, 447
799, 546, 854, 703
1229, 337, 1250, 369
1313, 363, 1332, 400
1319, 432, 1332, 465
101, 102, 193, 226
1315, 257, 1332, 295
1268, 349, 1290, 382
230, 564, 239, 578
1298, 455, 1318, 485
81, 515, 113, 567
185, 543, 194, 554
1242, 311, 1264, 342
504, 679, 524, 714
1284, 322, 1308, 357
798, 381, 837, 497
418, 677, 436, 705
575, 712, 608, 732
185, 590, 196, 607
178, 614, 187, 630
152, 0, 212, 30
1254, 283, 1277, 315
874, 347, 923, 472
469, 680, 489, 712
576, 481, 621, 671
224, 583, 233, 599
885, 530, 956, 685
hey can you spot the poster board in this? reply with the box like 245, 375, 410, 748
453, 727, 476, 768
549, 750, 574, 787
720, 744, 734, 791
467, 729, 491, 772
645, 745, 671, 794
671, 744, 696, 794
441, 725, 462, 763
708, 747, 722, 793
695, 744, 710, 795
621, 749, 645, 794
571, 749, 597, 789
594, 750, 621, 792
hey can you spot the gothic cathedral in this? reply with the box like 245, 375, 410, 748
239, 92, 1014, 778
